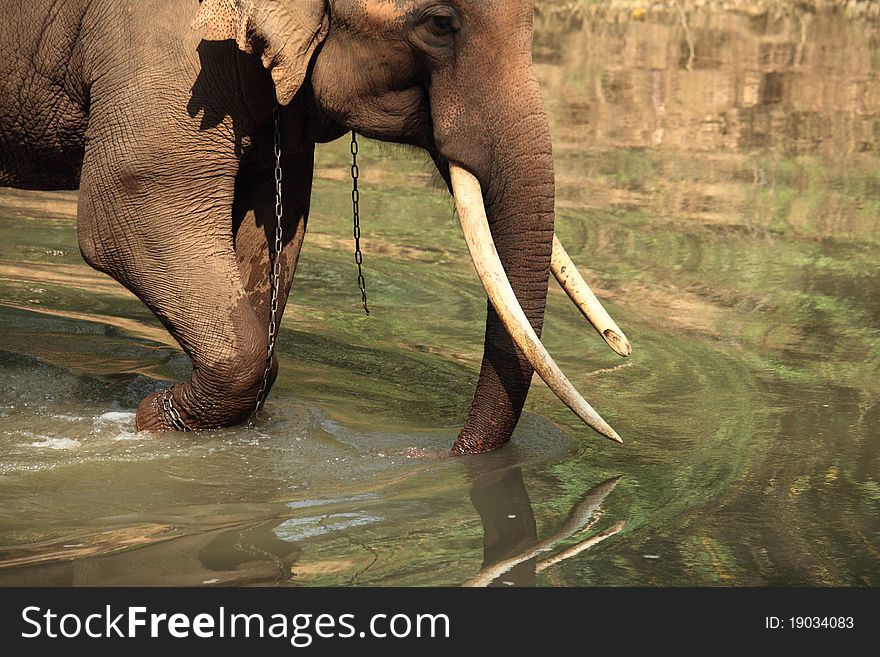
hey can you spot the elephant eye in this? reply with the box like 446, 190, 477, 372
410, 5, 462, 54
427, 14, 457, 36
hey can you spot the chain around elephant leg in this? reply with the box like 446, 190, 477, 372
161, 387, 191, 432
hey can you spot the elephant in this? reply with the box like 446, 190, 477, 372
0, 0, 631, 454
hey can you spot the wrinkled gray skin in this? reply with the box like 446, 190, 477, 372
0, 0, 556, 454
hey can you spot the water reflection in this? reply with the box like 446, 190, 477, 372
468, 461, 539, 587
536, 7, 880, 247
0, 520, 301, 586
466, 459, 623, 587
0, 441, 625, 587
536, 8, 880, 157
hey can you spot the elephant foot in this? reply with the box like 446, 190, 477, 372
136, 386, 198, 433
135, 372, 272, 433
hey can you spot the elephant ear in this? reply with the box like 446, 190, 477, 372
193, 0, 329, 105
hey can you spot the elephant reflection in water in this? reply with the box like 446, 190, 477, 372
197, 465, 624, 586
0, 462, 622, 586
464, 459, 624, 587
194, 467, 623, 586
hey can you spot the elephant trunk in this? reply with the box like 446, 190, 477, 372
450, 164, 621, 451
434, 63, 561, 453
449, 128, 554, 453
428, 11, 621, 453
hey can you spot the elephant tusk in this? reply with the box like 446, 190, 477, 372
551, 235, 632, 357
449, 165, 622, 445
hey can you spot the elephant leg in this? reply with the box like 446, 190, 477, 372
230, 149, 314, 397
77, 139, 313, 432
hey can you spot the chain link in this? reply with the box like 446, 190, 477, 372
251, 101, 286, 421
351, 131, 370, 315
162, 387, 190, 432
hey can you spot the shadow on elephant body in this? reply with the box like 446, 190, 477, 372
186, 40, 275, 159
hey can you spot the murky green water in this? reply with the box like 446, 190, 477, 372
1, 7, 878, 586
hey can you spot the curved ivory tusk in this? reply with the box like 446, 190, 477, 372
449, 165, 622, 445
551, 235, 632, 357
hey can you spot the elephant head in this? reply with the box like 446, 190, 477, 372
195, 0, 630, 453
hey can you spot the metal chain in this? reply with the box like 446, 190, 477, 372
351, 131, 370, 315
162, 387, 190, 432
251, 101, 285, 421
